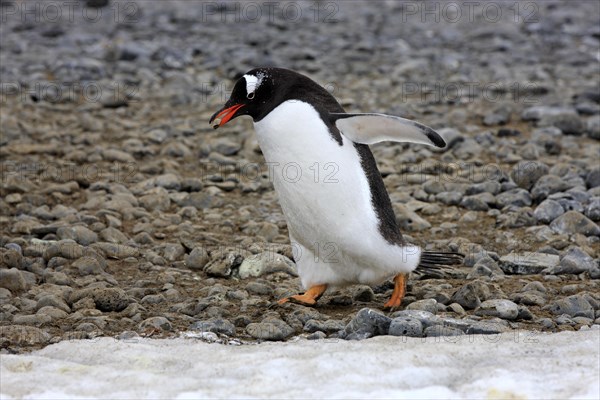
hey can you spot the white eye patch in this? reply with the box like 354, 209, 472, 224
243, 72, 266, 97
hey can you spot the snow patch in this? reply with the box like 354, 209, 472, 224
1, 330, 598, 399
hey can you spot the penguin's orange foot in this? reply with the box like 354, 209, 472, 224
383, 273, 407, 309
278, 284, 327, 307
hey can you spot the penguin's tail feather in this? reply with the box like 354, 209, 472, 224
414, 251, 464, 278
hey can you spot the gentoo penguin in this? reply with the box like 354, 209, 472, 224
210, 67, 462, 309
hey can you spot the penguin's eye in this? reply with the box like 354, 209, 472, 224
247, 92, 255, 100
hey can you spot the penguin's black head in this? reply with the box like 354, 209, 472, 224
209, 67, 342, 129
209, 68, 277, 129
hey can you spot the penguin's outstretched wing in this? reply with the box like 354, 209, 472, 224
329, 113, 446, 148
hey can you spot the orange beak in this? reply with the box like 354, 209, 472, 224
209, 104, 244, 129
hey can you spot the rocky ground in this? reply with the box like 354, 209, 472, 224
0, 1, 599, 352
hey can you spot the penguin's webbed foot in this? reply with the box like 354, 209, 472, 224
278, 284, 327, 307
383, 273, 407, 310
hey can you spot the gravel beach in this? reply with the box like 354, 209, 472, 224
1, 0, 599, 352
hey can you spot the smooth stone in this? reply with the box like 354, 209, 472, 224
510, 161, 549, 190
0, 268, 29, 292
466, 320, 510, 334
390, 310, 443, 329
531, 175, 571, 201
388, 317, 423, 337
544, 247, 597, 275
424, 325, 465, 337
406, 299, 438, 314
56, 226, 98, 246
238, 252, 297, 279
496, 188, 532, 208
186, 247, 210, 270
534, 199, 565, 224
138, 316, 172, 331
499, 252, 559, 274
0, 325, 51, 346
550, 211, 600, 236
450, 281, 491, 310
548, 295, 595, 319
246, 318, 295, 341
475, 299, 519, 320
343, 308, 391, 340
584, 198, 600, 221
190, 318, 235, 336
303, 319, 345, 334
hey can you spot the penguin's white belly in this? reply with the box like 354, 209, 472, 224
253, 100, 420, 289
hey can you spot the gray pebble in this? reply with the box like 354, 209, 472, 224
533, 199, 565, 224
99, 227, 129, 244
36, 294, 70, 313
72, 256, 105, 275
586, 167, 600, 189
538, 318, 555, 329
584, 198, 600, 221
141, 294, 166, 304
138, 316, 172, 331
245, 281, 273, 296
12, 314, 52, 326
406, 299, 438, 314
44, 271, 72, 286
499, 252, 559, 274
1, 249, 23, 269
496, 188, 532, 208
71, 288, 130, 312
43, 241, 85, 260
390, 310, 442, 329
91, 242, 139, 259
0, 268, 29, 292
548, 295, 595, 319
556, 314, 578, 326
510, 161, 549, 190
37, 306, 68, 320
545, 247, 597, 275
466, 320, 510, 334
550, 211, 600, 236
388, 317, 423, 337
531, 175, 571, 202
475, 299, 519, 320
204, 250, 246, 278
511, 291, 547, 307
450, 281, 491, 310
306, 331, 327, 340
343, 308, 391, 340
460, 194, 490, 211
246, 318, 295, 341
352, 285, 374, 302
447, 303, 466, 315
163, 243, 185, 262
517, 305, 534, 320
0, 325, 51, 347
190, 318, 235, 336
186, 247, 210, 270
238, 251, 297, 279
303, 319, 345, 334
57, 226, 98, 246
424, 325, 465, 337
467, 256, 504, 279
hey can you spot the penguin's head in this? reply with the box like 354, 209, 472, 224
210, 68, 276, 129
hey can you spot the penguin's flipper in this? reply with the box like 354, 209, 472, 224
329, 113, 446, 148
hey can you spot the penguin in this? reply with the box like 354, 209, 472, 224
210, 67, 462, 309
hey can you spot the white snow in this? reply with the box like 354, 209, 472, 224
1, 329, 599, 399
